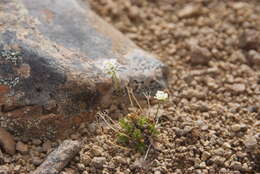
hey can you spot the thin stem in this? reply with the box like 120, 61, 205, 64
98, 112, 118, 133
98, 112, 131, 139
103, 112, 120, 129
144, 144, 151, 160
143, 92, 151, 117
130, 89, 143, 112
155, 103, 161, 125
126, 86, 134, 107
112, 72, 120, 90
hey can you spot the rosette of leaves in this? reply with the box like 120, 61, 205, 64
117, 112, 159, 153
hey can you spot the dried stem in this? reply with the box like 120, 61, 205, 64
98, 112, 118, 133
144, 144, 151, 160
129, 88, 143, 112
98, 112, 131, 139
126, 86, 134, 107
155, 103, 161, 125
143, 92, 151, 117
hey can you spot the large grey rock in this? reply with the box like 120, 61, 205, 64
0, 0, 168, 138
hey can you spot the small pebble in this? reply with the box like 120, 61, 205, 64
32, 139, 42, 146
91, 157, 106, 168
16, 141, 28, 155
154, 171, 161, 174
231, 124, 247, 132
42, 141, 52, 152
32, 156, 42, 166
244, 136, 257, 149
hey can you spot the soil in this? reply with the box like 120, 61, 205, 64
0, 0, 259, 174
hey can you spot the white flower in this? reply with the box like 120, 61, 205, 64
104, 59, 118, 74
154, 91, 168, 101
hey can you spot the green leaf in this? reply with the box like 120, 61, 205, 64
117, 133, 129, 144
132, 128, 142, 140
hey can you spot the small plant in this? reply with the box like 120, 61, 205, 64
117, 112, 159, 153
105, 59, 121, 91
100, 60, 169, 156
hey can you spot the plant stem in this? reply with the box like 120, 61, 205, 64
144, 144, 151, 160
130, 88, 143, 112
143, 92, 151, 117
155, 103, 161, 125
127, 86, 134, 107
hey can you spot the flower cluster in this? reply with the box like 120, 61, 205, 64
154, 90, 168, 101
104, 59, 118, 75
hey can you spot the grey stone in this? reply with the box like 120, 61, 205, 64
244, 136, 257, 149
91, 157, 106, 169
240, 29, 260, 50
0, 166, 10, 174
33, 140, 81, 174
0, 0, 168, 138
42, 141, 52, 153
248, 50, 260, 65
32, 156, 43, 166
32, 139, 42, 146
189, 44, 211, 65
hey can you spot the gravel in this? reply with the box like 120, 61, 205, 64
0, 0, 259, 173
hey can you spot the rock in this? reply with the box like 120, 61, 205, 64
76, 163, 85, 171
0, 166, 10, 174
247, 50, 260, 66
244, 136, 257, 149
178, 4, 201, 18
0, 128, 15, 155
210, 156, 225, 166
114, 156, 127, 165
32, 156, 42, 166
33, 140, 81, 174
201, 151, 211, 161
230, 161, 243, 171
0, 0, 168, 139
70, 133, 81, 140
199, 162, 206, 169
91, 145, 103, 156
80, 154, 92, 166
42, 141, 52, 153
219, 168, 228, 174
16, 141, 28, 155
228, 84, 246, 93
183, 89, 205, 99
13, 165, 21, 173
254, 121, 260, 126
231, 124, 240, 132
189, 45, 211, 65
231, 2, 248, 10
197, 102, 210, 112
222, 142, 231, 149
0, 150, 4, 164
154, 171, 161, 174
87, 123, 97, 133
91, 157, 106, 169
32, 139, 42, 146
231, 124, 247, 132
239, 29, 260, 50
247, 105, 259, 113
